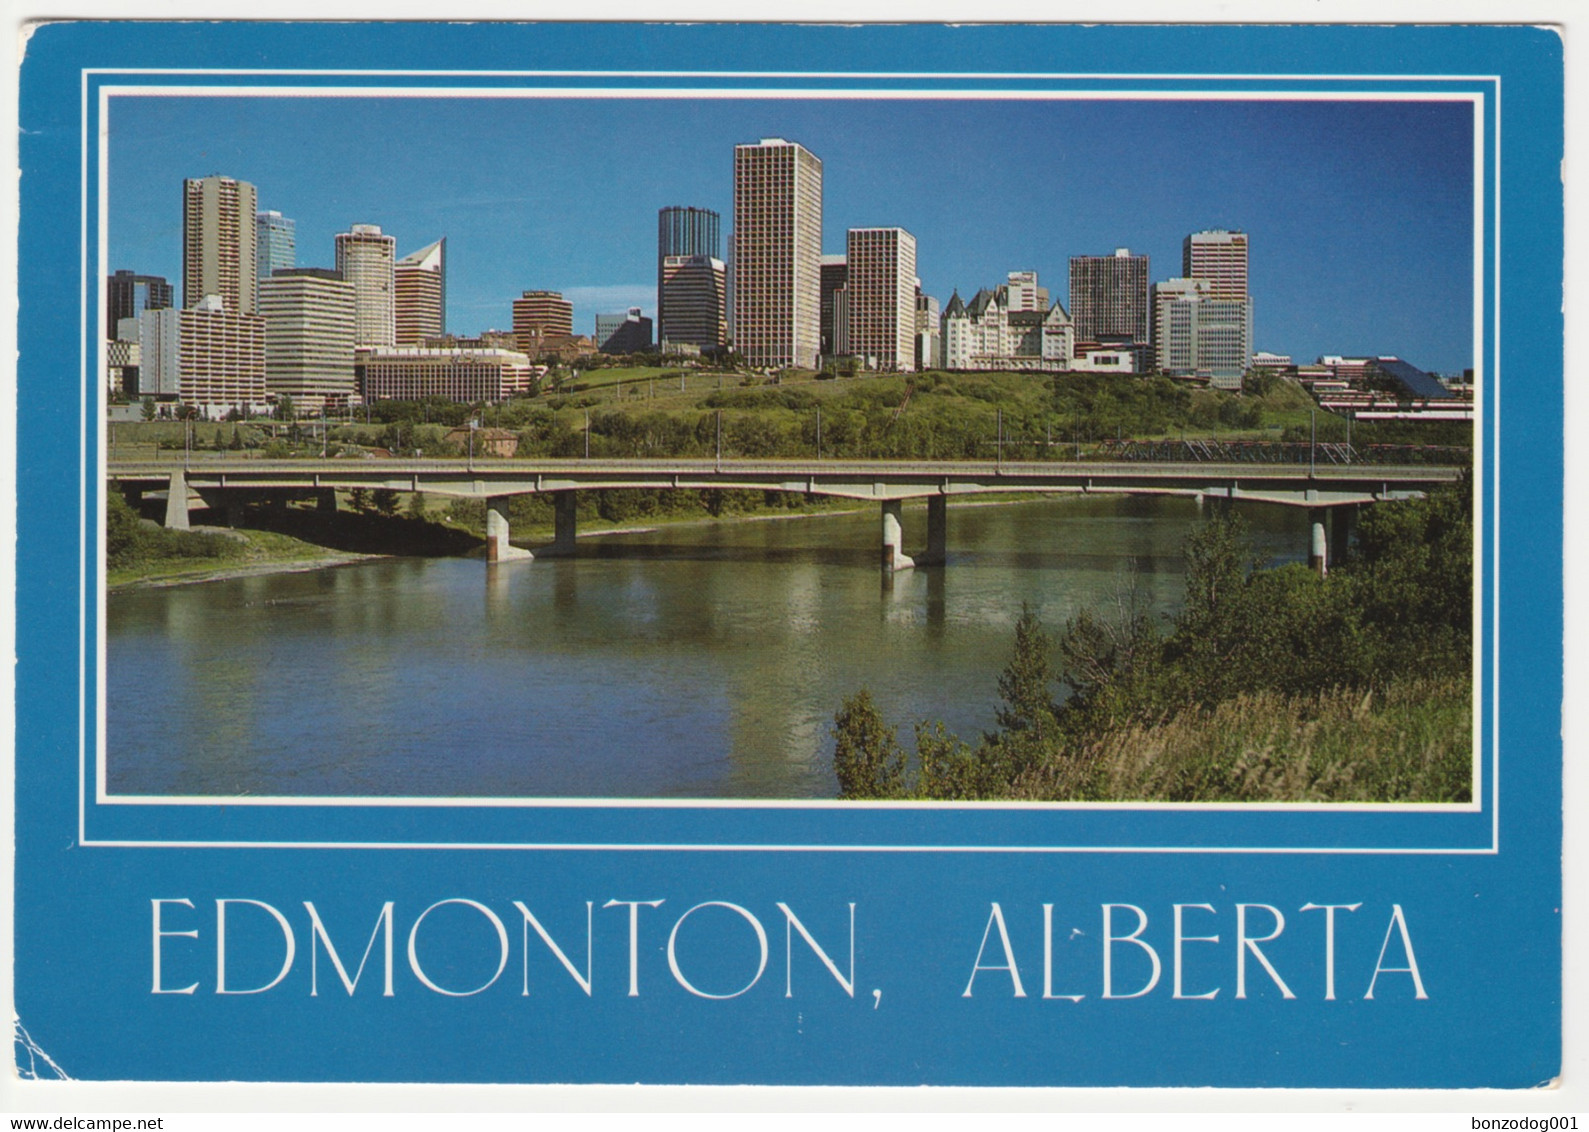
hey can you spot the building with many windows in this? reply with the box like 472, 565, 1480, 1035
395, 238, 446, 347
255, 210, 296, 302
1069, 248, 1150, 347
334, 224, 397, 348
183, 175, 257, 315
139, 294, 267, 414
658, 207, 720, 344
659, 255, 727, 352
1153, 276, 1252, 388
1182, 229, 1253, 369
258, 268, 357, 411
1183, 229, 1250, 300
731, 138, 823, 369
844, 227, 917, 371
356, 346, 538, 403
819, 253, 848, 359
511, 289, 574, 354
941, 279, 1074, 372
106, 270, 173, 340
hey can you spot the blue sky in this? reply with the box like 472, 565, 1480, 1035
108, 95, 1476, 373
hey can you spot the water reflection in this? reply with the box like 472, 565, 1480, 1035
107, 496, 1308, 800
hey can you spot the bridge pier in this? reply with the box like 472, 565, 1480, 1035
316, 489, 337, 513
163, 471, 190, 530
1309, 505, 1359, 577
919, 495, 947, 566
552, 492, 578, 555
485, 497, 532, 563
881, 500, 914, 572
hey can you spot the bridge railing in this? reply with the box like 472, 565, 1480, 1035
1093, 438, 1472, 467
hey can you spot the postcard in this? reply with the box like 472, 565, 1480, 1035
9, 20, 1564, 1088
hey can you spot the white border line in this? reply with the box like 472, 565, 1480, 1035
81, 71, 1501, 852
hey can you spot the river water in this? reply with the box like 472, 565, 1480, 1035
105, 495, 1311, 800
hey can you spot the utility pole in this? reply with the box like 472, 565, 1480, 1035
815, 405, 822, 459
996, 408, 1003, 468
584, 410, 590, 459
1309, 409, 1317, 477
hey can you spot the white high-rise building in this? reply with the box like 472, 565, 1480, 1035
1154, 276, 1252, 387
731, 138, 823, 369
1183, 229, 1253, 370
184, 176, 257, 315
258, 268, 358, 410
335, 223, 397, 348
845, 227, 917, 371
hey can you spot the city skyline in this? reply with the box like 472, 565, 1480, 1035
108, 95, 1475, 372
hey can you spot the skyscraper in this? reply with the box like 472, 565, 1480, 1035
258, 268, 357, 410
1069, 248, 1150, 346
334, 224, 397, 347
1183, 229, 1250, 300
731, 138, 823, 369
106, 270, 172, 339
395, 238, 446, 347
183, 175, 257, 314
1153, 275, 1252, 387
658, 207, 720, 344
819, 254, 847, 358
845, 227, 917, 371
1183, 229, 1253, 370
256, 210, 297, 297
659, 256, 727, 351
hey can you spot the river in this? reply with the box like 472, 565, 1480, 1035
105, 495, 1311, 800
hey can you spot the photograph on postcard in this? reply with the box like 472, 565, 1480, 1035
101, 91, 1477, 807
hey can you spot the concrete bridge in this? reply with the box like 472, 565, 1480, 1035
108, 457, 1464, 573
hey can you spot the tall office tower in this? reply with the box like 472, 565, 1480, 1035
1183, 229, 1249, 300
1183, 229, 1252, 367
819, 253, 848, 358
395, 238, 446, 347
658, 206, 720, 343
258, 268, 358, 410
256, 210, 297, 296
106, 270, 172, 339
183, 175, 258, 314
732, 138, 823, 369
511, 290, 574, 352
1004, 270, 1049, 313
1153, 276, 1251, 387
334, 224, 397, 347
1068, 248, 1150, 345
659, 255, 728, 351
844, 227, 917, 371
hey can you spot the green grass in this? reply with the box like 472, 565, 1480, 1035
1011, 677, 1472, 803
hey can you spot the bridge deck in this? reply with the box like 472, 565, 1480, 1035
107, 457, 1463, 508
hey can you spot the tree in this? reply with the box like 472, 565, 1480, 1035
372, 489, 400, 516
831, 689, 906, 800
140, 396, 156, 421
275, 394, 295, 423
993, 604, 1061, 740
228, 427, 244, 451
405, 491, 428, 521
